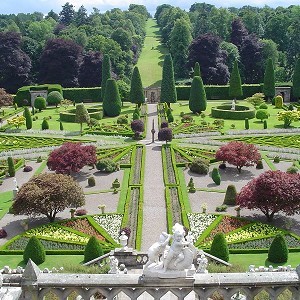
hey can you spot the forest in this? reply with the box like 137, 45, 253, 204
0, 2, 299, 93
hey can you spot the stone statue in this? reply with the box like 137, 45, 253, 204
108, 256, 119, 274
13, 177, 18, 191
231, 99, 236, 111
197, 253, 208, 273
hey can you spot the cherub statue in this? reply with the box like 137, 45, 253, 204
108, 256, 119, 274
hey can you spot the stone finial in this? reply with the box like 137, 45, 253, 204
22, 259, 40, 282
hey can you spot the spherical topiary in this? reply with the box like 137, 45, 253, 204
160, 121, 169, 128
210, 232, 229, 262
189, 159, 209, 175
223, 184, 237, 205
158, 127, 173, 143
34, 96, 46, 112
23, 236, 46, 265
259, 103, 268, 109
84, 236, 103, 263
41, 119, 49, 130
256, 109, 269, 122
211, 167, 221, 185
47, 91, 63, 107
117, 115, 128, 124
96, 159, 117, 173
131, 119, 144, 133
23, 165, 33, 172
88, 176, 96, 186
268, 234, 288, 263
7, 156, 15, 177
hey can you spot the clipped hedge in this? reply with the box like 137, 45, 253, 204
63, 87, 102, 103
60, 107, 103, 122
211, 104, 255, 120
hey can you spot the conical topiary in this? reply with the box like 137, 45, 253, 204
263, 58, 275, 102
130, 66, 144, 108
292, 58, 300, 101
210, 232, 229, 262
23, 107, 32, 130
211, 167, 221, 185
229, 60, 243, 100
268, 234, 288, 263
223, 185, 237, 205
84, 236, 104, 263
194, 62, 201, 77
41, 119, 49, 130
101, 54, 111, 100
103, 79, 122, 117
23, 236, 46, 265
189, 76, 207, 114
7, 156, 15, 177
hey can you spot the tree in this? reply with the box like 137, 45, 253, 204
13, 173, 85, 222
246, 93, 265, 108
187, 33, 229, 85
210, 232, 229, 262
215, 141, 261, 173
0, 88, 13, 107
130, 66, 144, 107
59, 2, 75, 26
23, 237, 46, 265
263, 58, 275, 101
0, 32, 31, 93
229, 60, 243, 100
277, 110, 300, 128
75, 5, 88, 26
111, 28, 133, 52
194, 62, 201, 77
268, 234, 288, 263
47, 142, 97, 175
47, 91, 63, 107
101, 54, 111, 101
34, 96, 46, 112
103, 79, 122, 117
292, 58, 300, 101
39, 38, 82, 87
237, 170, 300, 222
256, 109, 269, 122
189, 76, 207, 114
230, 18, 248, 50
7, 157, 15, 177
75, 103, 90, 133
23, 107, 32, 130
160, 54, 177, 107
220, 42, 240, 73
84, 236, 103, 263
158, 128, 173, 144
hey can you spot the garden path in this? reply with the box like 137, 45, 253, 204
140, 103, 167, 251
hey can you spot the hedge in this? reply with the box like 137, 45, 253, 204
63, 87, 102, 103
211, 105, 255, 120
60, 107, 103, 122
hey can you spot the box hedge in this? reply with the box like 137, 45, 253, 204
63, 87, 102, 103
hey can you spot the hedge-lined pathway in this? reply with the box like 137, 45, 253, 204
140, 103, 167, 251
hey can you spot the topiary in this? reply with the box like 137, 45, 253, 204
103, 79, 122, 117
84, 236, 104, 263
268, 234, 288, 263
34, 96, 47, 112
256, 160, 264, 169
117, 115, 128, 124
167, 112, 174, 123
259, 103, 268, 109
244, 118, 249, 130
132, 112, 140, 120
263, 120, 268, 129
131, 119, 144, 133
189, 159, 209, 175
41, 119, 49, 130
160, 121, 168, 128
273, 156, 280, 163
23, 236, 46, 265
288, 104, 294, 111
23, 107, 32, 130
75, 208, 87, 216
286, 166, 298, 174
88, 176, 96, 186
96, 158, 117, 173
256, 109, 269, 122
47, 91, 63, 107
59, 121, 64, 131
211, 167, 221, 185
223, 185, 237, 205
274, 95, 283, 108
23, 166, 33, 172
210, 232, 229, 262
7, 156, 15, 177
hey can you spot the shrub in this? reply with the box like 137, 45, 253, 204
223, 185, 237, 205
84, 236, 104, 263
210, 232, 229, 262
286, 166, 298, 174
187, 177, 194, 188
41, 119, 49, 130
181, 114, 193, 123
23, 236, 46, 265
273, 156, 280, 163
23, 166, 33, 172
47, 91, 63, 107
7, 157, 15, 177
268, 234, 288, 263
215, 204, 227, 212
133, 112, 140, 120
36, 156, 43, 163
158, 128, 173, 143
160, 121, 168, 128
259, 103, 268, 109
255, 109, 269, 122
34, 96, 47, 112
263, 120, 268, 129
274, 95, 283, 108
211, 167, 221, 185
103, 79, 122, 117
0, 228, 7, 238
245, 118, 249, 130
288, 104, 294, 111
256, 160, 264, 169
96, 159, 117, 173
60, 121, 64, 131
219, 163, 226, 169
23, 107, 32, 130
131, 119, 144, 133
167, 112, 174, 123
75, 208, 87, 216
88, 176, 96, 187
112, 178, 120, 188
189, 159, 209, 175
117, 115, 128, 125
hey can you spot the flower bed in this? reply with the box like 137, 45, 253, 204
165, 147, 176, 184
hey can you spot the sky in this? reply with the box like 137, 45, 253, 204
0, 0, 299, 16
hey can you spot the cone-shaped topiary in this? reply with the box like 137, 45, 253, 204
268, 234, 288, 263
101, 54, 111, 100
210, 232, 229, 262
194, 62, 201, 77
103, 79, 122, 117
211, 167, 221, 185
23, 107, 32, 130
7, 156, 15, 177
84, 236, 103, 263
293, 58, 300, 101
23, 236, 46, 265
160, 54, 177, 107
263, 58, 275, 101
47, 91, 63, 107
189, 76, 207, 114
229, 60, 243, 100
41, 119, 49, 130
223, 184, 237, 205
130, 66, 144, 108
59, 121, 64, 131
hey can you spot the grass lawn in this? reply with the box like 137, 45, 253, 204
0, 190, 13, 220
170, 100, 300, 132
136, 19, 168, 87
230, 252, 300, 270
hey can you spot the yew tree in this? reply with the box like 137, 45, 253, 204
13, 173, 85, 222
215, 141, 261, 173
237, 170, 300, 222
47, 142, 97, 175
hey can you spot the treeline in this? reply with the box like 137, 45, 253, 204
155, 3, 300, 84
0, 2, 150, 93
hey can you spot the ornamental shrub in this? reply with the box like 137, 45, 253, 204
223, 185, 237, 205
117, 115, 128, 125
273, 156, 280, 163
210, 232, 229, 262
244, 118, 249, 129
189, 159, 209, 175
88, 176, 96, 187
131, 119, 144, 133
34, 96, 46, 112
23, 236, 46, 265
158, 127, 173, 143
101, 54, 111, 100
275, 95, 283, 108
263, 58, 275, 101
75, 208, 87, 216
211, 167, 221, 185
229, 60, 243, 99
288, 104, 294, 111
293, 58, 300, 101
268, 234, 288, 263
256, 109, 269, 122
167, 112, 174, 123
59, 121, 64, 131
259, 103, 268, 109
47, 91, 63, 107
103, 79, 122, 117
215, 204, 227, 212
7, 157, 15, 177
130, 66, 144, 107
23, 166, 33, 172
181, 114, 193, 123
96, 159, 117, 173
0, 228, 7, 238
23, 107, 32, 130
161, 121, 168, 128
263, 120, 268, 129
132, 112, 140, 120
84, 236, 103, 263
256, 160, 264, 169
286, 166, 298, 174
41, 119, 49, 130
189, 76, 207, 113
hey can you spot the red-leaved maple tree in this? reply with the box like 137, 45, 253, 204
237, 170, 300, 222
215, 141, 261, 173
47, 142, 97, 174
